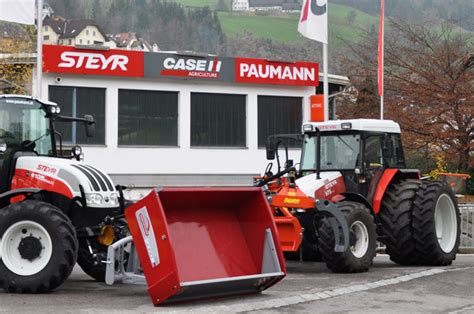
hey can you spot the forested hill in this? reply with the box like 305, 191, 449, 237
44, 0, 473, 73
333, 0, 473, 32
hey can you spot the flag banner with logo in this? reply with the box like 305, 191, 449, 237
298, 0, 328, 44
0, 0, 35, 25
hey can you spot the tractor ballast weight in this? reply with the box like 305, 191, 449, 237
106, 187, 286, 305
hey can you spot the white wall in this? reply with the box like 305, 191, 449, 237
42, 74, 313, 181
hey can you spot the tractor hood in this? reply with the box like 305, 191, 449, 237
295, 171, 346, 200
13, 156, 119, 208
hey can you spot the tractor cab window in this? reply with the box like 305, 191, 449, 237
364, 135, 383, 168
0, 98, 53, 156
301, 132, 361, 171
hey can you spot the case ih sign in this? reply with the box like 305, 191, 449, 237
43, 45, 319, 86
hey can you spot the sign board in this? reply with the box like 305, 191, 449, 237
43, 45, 319, 87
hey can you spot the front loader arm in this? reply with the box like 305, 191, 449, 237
314, 200, 350, 252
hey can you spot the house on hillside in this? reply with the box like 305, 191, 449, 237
233, 0, 301, 12
232, 0, 249, 11
42, 16, 107, 46
107, 32, 159, 52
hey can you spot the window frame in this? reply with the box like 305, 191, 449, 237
117, 88, 179, 148
257, 95, 303, 149
190, 92, 247, 149
48, 85, 107, 146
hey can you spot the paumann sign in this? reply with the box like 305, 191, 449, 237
43, 45, 319, 87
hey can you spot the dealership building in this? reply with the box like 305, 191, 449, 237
40, 44, 349, 197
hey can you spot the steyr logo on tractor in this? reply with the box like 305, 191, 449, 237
58, 51, 129, 71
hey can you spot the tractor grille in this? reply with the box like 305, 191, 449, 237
72, 164, 114, 192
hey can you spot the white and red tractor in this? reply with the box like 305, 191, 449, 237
255, 119, 461, 272
0, 95, 287, 305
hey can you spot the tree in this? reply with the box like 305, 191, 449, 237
338, 19, 473, 172
0, 25, 35, 95
217, 0, 229, 12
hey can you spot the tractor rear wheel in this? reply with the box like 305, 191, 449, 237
412, 181, 460, 265
319, 201, 376, 273
379, 179, 422, 265
0, 200, 77, 293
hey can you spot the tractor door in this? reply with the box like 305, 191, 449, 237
361, 133, 385, 199
361, 133, 406, 202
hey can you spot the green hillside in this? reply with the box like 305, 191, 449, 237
173, 1, 379, 46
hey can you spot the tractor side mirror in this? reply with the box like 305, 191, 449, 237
266, 140, 276, 160
84, 115, 96, 138
383, 134, 394, 158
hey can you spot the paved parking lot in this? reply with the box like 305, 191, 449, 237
1, 255, 473, 313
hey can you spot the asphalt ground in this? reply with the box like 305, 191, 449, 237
0, 254, 473, 313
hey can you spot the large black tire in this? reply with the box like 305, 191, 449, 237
0, 200, 78, 293
379, 179, 422, 265
77, 238, 107, 282
412, 181, 460, 265
319, 201, 377, 273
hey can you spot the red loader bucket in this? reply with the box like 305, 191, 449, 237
124, 187, 286, 305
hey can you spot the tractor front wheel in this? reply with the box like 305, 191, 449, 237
319, 201, 376, 273
0, 200, 77, 293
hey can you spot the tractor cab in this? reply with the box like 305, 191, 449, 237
0, 95, 95, 193
298, 119, 406, 200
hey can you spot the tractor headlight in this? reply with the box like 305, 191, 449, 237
85, 193, 104, 205
109, 192, 119, 206
303, 124, 313, 132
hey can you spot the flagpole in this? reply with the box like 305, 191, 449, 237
36, 0, 43, 98
378, 0, 384, 120
380, 24, 384, 120
323, 42, 329, 121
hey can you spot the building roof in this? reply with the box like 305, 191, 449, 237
43, 16, 108, 40
305, 119, 401, 133
108, 32, 156, 51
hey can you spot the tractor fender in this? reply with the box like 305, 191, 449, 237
0, 188, 43, 208
372, 169, 421, 215
339, 192, 374, 216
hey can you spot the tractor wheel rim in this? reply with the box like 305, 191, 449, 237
435, 194, 457, 253
1, 220, 53, 276
350, 221, 369, 258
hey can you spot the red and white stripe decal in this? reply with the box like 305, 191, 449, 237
11, 169, 74, 199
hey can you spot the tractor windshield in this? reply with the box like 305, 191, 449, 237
0, 98, 53, 156
301, 132, 361, 171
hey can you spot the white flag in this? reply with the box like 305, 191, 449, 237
298, 0, 328, 44
0, 0, 35, 25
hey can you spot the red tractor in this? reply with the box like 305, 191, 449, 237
255, 119, 460, 273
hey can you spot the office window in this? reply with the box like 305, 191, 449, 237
49, 86, 106, 145
118, 89, 178, 146
191, 93, 246, 147
258, 96, 302, 147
